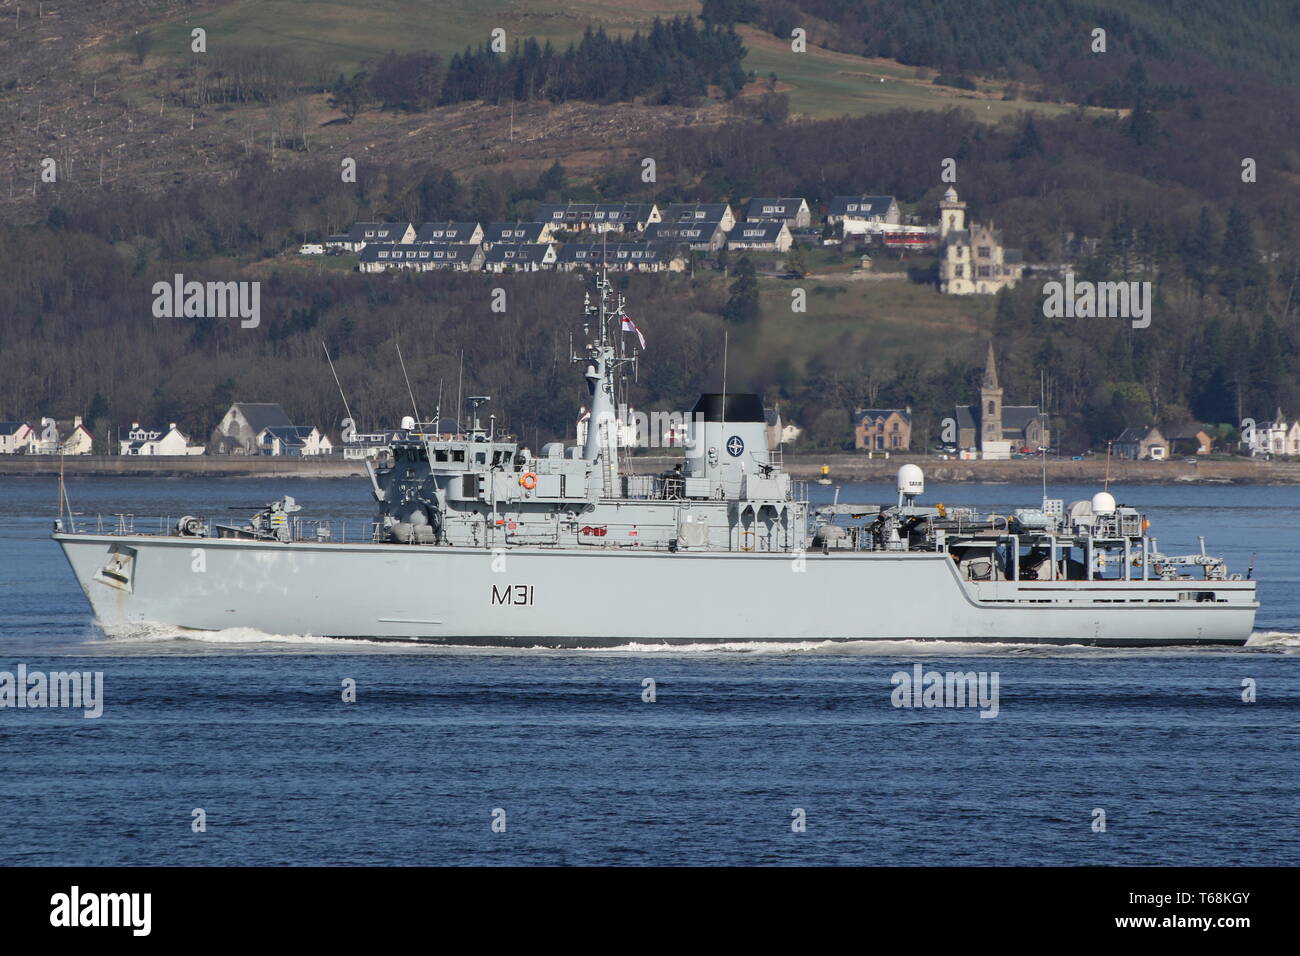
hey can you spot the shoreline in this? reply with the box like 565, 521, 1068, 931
1, 453, 1297, 484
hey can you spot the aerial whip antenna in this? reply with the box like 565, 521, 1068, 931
322, 341, 355, 431
396, 339, 421, 423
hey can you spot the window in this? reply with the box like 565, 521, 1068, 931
977, 266, 991, 277
977, 246, 990, 257
987, 401, 995, 414
955, 264, 964, 277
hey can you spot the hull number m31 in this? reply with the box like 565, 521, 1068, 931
492, 584, 535, 606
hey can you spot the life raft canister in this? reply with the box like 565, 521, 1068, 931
519, 471, 538, 490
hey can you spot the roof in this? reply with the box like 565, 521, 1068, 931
954, 404, 1043, 432
1164, 423, 1210, 440
415, 221, 479, 243
360, 243, 479, 263
558, 241, 678, 264
854, 408, 912, 425
0, 421, 30, 436
1115, 426, 1156, 443
117, 424, 169, 440
663, 202, 731, 224
729, 221, 787, 242
745, 198, 806, 219
534, 202, 657, 225
645, 222, 721, 241
484, 242, 553, 264
483, 222, 547, 243
260, 425, 315, 447
829, 195, 896, 217
346, 222, 412, 242
231, 403, 292, 433
1001, 407, 1043, 430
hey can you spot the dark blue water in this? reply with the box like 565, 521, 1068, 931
1, 476, 1297, 865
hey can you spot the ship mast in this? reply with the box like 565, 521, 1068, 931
574, 268, 637, 490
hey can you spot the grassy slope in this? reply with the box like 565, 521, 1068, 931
730, 270, 993, 390
126, 0, 1111, 121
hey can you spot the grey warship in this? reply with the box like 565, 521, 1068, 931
54, 273, 1257, 646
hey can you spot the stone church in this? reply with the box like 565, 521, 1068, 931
955, 345, 1050, 459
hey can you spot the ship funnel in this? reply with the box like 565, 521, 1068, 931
1091, 491, 1116, 514
685, 393, 769, 497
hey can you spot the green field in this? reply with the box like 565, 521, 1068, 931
128, 0, 1109, 122
138, 0, 700, 72
730, 271, 994, 387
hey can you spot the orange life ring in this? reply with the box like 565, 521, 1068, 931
519, 471, 538, 490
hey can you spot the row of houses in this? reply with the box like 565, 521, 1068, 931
313, 194, 911, 274
0, 418, 95, 455
1119, 411, 1300, 460
0, 406, 332, 457
357, 240, 698, 273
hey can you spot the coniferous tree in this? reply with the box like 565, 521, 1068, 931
723, 256, 760, 323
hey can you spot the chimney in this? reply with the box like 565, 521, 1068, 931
73, 415, 82, 428
169, 422, 176, 430
132, 422, 140, 429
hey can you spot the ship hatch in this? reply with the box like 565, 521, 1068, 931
94, 544, 138, 593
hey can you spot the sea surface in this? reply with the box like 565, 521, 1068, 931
0, 475, 1296, 866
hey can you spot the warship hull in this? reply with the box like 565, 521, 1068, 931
56, 533, 1257, 646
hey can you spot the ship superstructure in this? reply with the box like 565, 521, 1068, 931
54, 274, 1257, 645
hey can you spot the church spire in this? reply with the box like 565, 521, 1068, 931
981, 342, 999, 391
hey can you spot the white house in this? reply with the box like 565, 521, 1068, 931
1246, 409, 1300, 456
257, 425, 333, 456
415, 221, 484, 244
0, 421, 33, 454
828, 195, 901, 236
557, 242, 687, 273
329, 221, 416, 253
117, 422, 205, 456
28, 417, 94, 455
662, 203, 736, 232
342, 429, 403, 460
482, 242, 557, 273
534, 203, 660, 234
744, 198, 811, 228
644, 220, 729, 252
727, 221, 793, 253
359, 243, 484, 273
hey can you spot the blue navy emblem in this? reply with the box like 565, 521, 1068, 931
726, 435, 745, 457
